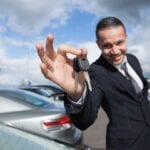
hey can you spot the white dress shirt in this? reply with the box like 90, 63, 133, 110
114, 57, 143, 93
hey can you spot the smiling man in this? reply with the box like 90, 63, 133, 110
97, 25, 127, 65
37, 17, 149, 150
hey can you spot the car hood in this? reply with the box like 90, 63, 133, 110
0, 109, 82, 145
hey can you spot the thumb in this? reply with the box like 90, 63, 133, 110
78, 48, 88, 58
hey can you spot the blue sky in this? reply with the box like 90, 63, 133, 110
0, 0, 150, 86
44, 11, 96, 43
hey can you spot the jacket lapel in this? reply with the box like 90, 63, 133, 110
98, 55, 142, 102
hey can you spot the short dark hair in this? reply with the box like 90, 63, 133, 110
95, 16, 126, 39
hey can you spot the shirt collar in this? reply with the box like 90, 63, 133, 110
113, 56, 127, 70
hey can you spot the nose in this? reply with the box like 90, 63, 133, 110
110, 45, 119, 54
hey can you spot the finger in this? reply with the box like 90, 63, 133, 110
36, 43, 54, 70
40, 63, 52, 80
44, 55, 54, 72
46, 34, 55, 59
57, 44, 82, 57
78, 48, 88, 58
36, 43, 45, 62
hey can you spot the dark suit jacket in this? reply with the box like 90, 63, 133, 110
65, 53, 150, 150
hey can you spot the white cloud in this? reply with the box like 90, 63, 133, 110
0, 33, 100, 86
77, 0, 150, 73
0, 0, 150, 35
0, 0, 74, 35
0, 0, 150, 87
128, 25, 150, 73
0, 52, 49, 86
79, 42, 101, 64
0, 36, 49, 86
0, 25, 5, 33
77, 0, 150, 24
0, 0, 149, 39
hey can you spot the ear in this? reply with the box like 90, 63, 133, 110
96, 40, 102, 50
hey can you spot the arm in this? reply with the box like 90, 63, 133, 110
64, 67, 104, 130
36, 34, 104, 130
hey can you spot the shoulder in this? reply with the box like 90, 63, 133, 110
89, 55, 116, 79
126, 53, 143, 75
126, 53, 141, 66
90, 55, 116, 72
126, 53, 138, 60
89, 57, 106, 74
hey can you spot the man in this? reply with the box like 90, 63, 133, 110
36, 17, 149, 150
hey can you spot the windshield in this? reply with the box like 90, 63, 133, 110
0, 90, 54, 108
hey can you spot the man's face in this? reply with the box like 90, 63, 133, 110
97, 26, 127, 65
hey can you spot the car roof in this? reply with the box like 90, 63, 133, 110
30, 84, 63, 92
19, 85, 64, 96
0, 88, 64, 113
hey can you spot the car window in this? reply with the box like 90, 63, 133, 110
0, 91, 53, 109
32, 86, 63, 95
0, 96, 31, 113
25, 89, 51, 97
2, 91, 49, 106
47, 88, 63, 94
44, 88, 61, 95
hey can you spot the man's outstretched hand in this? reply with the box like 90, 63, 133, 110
36, 34, 87, 100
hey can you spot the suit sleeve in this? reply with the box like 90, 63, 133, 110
64, 66, 105, 130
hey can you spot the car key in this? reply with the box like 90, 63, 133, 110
73, 57, 89, 72
73, 57, 81, 90
83, 71, 92, 91
74, 70, 79, 91
73, 57, 92, 91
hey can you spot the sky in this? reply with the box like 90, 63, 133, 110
0, 0, 150, 86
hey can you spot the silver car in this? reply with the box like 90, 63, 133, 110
0, 88, 82, 147
19, 84, 65, 101
0, 123, 78, 150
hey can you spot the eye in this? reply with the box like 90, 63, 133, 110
116, 40, 124, 46
102, 43, 112, 49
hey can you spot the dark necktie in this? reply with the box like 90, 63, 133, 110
121, 62, 141, 94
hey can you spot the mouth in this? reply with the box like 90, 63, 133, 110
111, 54, 122, 61
109, 54, 125, 64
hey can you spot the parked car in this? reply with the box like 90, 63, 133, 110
19, 84, 65, 101
0, 88, 82, 147
0, 123, 78, 150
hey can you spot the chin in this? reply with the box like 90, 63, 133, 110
112, 55, 125, 65
112, 59, 123, 65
